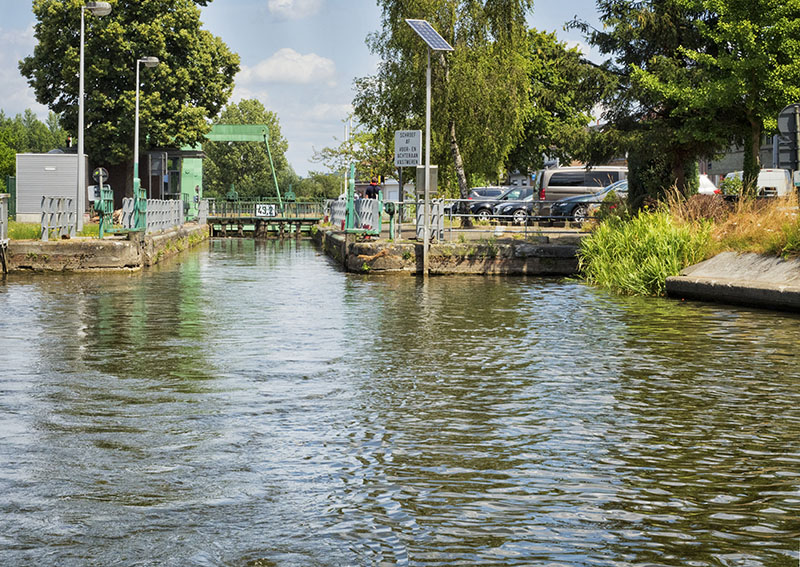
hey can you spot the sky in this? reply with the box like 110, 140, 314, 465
1, 0, 602, 176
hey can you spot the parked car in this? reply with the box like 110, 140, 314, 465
550, 179, 628, 221
470, 186, 534, 221
444, 186, 508, 216
535, 165, 628, 215
493, 194, 535, 224
723, 169, 792, 197
698, 174, 720, 195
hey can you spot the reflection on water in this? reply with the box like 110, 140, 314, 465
0, 239, 798, 566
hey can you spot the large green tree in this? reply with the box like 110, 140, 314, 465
674, 0, 800, 193
507, 29, 613, 173
20, 0, 239, 196
571, 0, 730, 206
202, 99, 290, 200
353, 0, 533, 210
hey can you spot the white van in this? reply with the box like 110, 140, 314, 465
535, 166, 628, 215
724, 169, 792, 197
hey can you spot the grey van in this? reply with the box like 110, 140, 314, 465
535, 166, 627, 215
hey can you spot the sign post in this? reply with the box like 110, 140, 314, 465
778, 104, 800, 174
395, 130, 422, 241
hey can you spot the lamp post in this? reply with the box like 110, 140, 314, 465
405, 19, 453, 275
133, 56, 159, 229
77, 1, 111, 232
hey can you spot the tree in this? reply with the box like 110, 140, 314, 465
0, 109, 68, 190
353, 0, 533, 216
571, 1, 731, 205
674, 0, 800, 194
202, 99, 290, 200
507, 30, 613, 173
19, 0, 239, 197
311, 118, 395, 182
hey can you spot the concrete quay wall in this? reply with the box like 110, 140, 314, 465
311, 228, 580, 276
666, 252, 800, 312
6, 223, 209, 272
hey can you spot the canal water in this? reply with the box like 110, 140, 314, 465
1, 239, 798, 566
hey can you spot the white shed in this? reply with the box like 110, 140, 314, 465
15, 153, 87, 223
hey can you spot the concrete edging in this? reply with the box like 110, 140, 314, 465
5, 223, 210, 272
311, 227, 580, 276
666, 251, 800, 312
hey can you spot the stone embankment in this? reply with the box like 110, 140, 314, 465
312, 228, 581, 276
666, 251, 800, 312
5, 223, 209, 272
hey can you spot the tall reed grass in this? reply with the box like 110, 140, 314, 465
579, 211, 711, 296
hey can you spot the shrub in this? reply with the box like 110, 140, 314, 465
708, 195, 800, 258
580, 211, 711, 296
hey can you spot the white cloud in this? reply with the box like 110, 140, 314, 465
304, 103, 352, 121
267, 0, 323, 20
238, 48, 335, 86
0, 25, 50, 119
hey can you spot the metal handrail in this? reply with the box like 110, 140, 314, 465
209, 200, 324, 219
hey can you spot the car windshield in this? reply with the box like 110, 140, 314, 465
595, 180, 627, 196
498, 187, 529, 200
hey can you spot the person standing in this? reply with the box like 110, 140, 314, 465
367, 176, 381, 199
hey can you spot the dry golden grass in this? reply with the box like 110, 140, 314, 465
666, 192, 800, 259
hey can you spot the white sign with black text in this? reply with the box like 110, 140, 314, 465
255, 203, 277, 217
394, 130, 422, 167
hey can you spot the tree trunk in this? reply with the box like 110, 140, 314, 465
742, 114, 761, 198
449, 119, 472, 228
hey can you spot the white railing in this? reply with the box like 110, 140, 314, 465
146, 199, 184, 234
40, 196, 76, 241
355, 198, 381, 231
325, 198, 382, 231
416, 199, 444, 241
328, 200, 346, 227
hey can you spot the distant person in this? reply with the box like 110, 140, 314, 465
367, 176, 381, 199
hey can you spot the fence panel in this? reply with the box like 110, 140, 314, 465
40, 196, 76, 241
0, 193, 8, 244
415, 199, 444, 241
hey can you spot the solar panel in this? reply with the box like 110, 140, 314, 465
405, 19, 454, 52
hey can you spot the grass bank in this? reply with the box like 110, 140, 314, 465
580, 195, 800, 296
9, 221, 100, 239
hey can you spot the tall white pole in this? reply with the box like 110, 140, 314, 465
134, 60, 141, 183
76, 6, 86, 232
423, 47, 431, 275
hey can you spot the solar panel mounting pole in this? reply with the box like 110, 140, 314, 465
424, 46, 431, 274
405, 19, 453, 277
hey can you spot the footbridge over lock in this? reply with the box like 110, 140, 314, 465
204, 124, 324, 237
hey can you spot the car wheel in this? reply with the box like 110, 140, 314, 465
476, 209, 491, 222
572, 204, 589, 222
512, 209, 528, 225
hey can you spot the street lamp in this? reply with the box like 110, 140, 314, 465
133, 56, 159, 229
134, 57, 160, 185
405, 19, 454, 275
77, 1, 111, 232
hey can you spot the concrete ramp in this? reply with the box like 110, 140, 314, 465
666, 252, 800, 311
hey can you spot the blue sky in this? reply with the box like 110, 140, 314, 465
1, 0, 601, 176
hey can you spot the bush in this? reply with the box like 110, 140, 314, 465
580, 211, 711, 296
709, 195, 800, 258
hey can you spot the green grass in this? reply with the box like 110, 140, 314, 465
579, 211, 711, 296
8, 221, 40, 240
9, 221, 100, 239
